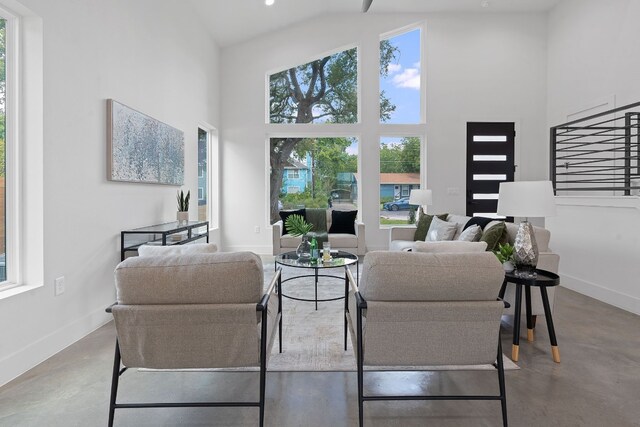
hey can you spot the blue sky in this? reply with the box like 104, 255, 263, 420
380, 28, 421, 124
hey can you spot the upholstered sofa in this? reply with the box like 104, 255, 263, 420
389, 214, 560, 317
272, 208, 365, 256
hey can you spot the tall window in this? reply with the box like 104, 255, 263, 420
197, 128, 208, 221
0, 17, 7, 282
379, 137, 421, 225
270, 137, 358, 223
380, 28, 422, 124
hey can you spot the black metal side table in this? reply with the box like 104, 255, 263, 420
499, 269, 561, 363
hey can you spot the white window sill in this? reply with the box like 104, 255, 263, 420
0, 282, 43, 300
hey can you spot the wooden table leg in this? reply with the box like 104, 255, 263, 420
525, 286, 534, 342
512, 284, 522, 362
540, 286, 560, 363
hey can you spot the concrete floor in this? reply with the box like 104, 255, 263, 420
1, 287, 639, 427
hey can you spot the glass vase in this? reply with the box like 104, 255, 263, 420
296, 235, 311, 262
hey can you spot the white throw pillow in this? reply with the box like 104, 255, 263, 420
457, 224, 481, 242
425, 217, 458, 241
412, 241, 488, 253
137, 243, 218, 257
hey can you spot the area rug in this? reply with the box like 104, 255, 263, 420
264, 261, 519, 372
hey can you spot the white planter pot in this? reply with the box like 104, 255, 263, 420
502, 260, 515, 273
177, 211, 189, 224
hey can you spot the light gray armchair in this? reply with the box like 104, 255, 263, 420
345, 251, 508, 427
108, 252, 282, 427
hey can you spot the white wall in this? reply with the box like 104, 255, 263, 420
546, 0, 640, 314
0, 0, 220, 386
220, 12, 548, 253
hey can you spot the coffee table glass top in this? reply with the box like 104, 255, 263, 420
276, 250, 358, 269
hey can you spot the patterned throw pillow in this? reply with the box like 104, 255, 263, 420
414, 212, 448, 241
425, 216, 458, 241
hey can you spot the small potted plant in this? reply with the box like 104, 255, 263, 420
494, 242, 515, 272
285, 214, 313, 261
176, 190, 190, 224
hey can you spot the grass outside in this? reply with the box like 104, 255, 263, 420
379, 217, 412, 225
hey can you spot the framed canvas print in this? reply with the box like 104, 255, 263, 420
107, 99, 184, 185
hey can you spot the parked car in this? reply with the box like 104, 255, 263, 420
383, 198, 417, 211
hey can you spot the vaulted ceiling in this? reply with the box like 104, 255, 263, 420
187, 0, 562, 47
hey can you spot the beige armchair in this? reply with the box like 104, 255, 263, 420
107, 252, 282, 427
345, 251, 508, 427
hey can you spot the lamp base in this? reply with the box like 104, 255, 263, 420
513, 220, 538, 275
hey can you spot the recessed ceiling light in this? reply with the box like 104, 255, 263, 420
265, 0, 275, 5
481, 0, 490, 7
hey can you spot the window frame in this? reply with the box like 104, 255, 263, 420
197, 125, 219, 229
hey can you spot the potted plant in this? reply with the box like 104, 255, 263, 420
494, 242, 515, 272
285, 214, 313, 261
176, 190, 190, 224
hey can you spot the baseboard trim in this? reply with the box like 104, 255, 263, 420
560, 273, 640, 315
0, 306, 112, 387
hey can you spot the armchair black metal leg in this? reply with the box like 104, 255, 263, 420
108, 340, 122, 427
497, 333, 508, 427
259, 310, 268, 427
344, 268, 349, 351
357, 306, 365, 427
278, 274, 283, 354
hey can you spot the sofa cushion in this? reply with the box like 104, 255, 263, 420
280, 234, 302, 248
328, 233, 358, 248
480, 221, 506, 251
279, 209, 306, 235
456, 224, 481, 242
328, 210, 357, 234
138, 243, 218, 257
412, 241, 488, 253
425, 216, 458, 241
414, 212, 448, 241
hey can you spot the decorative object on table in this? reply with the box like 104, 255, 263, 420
285, 214, 314, 261
497, 181, 557, 277
322, 242, 332, 262
494, 242, 515, 272
107, 99, 184, 185
408, 189, 433, 217
176, 189, 190, 224
310, 236, 319, 263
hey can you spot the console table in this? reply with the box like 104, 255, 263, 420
120, 221, 209, 261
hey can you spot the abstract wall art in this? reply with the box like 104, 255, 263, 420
107, 99, 184, 185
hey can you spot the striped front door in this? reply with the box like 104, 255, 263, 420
466, 122, 515, 218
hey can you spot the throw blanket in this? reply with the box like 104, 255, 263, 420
305, 208, 329, 246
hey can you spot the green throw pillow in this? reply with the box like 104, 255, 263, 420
480, 221, 506, 252
414, 212, 448, 241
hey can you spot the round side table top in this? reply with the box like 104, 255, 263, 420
504, 269, 560, 287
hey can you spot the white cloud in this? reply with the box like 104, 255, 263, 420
413, 61, 421, 69
386, 63, 402, 74
392, 68, 420, 90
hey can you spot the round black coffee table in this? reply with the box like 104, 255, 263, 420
275, 250, 359, 310
499, 269, 561, 363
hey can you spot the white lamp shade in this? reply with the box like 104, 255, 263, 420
409, 189, 432, 206
497, 181, 557, 217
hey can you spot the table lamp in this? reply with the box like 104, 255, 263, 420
497, 181, 557, 277
409, 189, 432, 217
